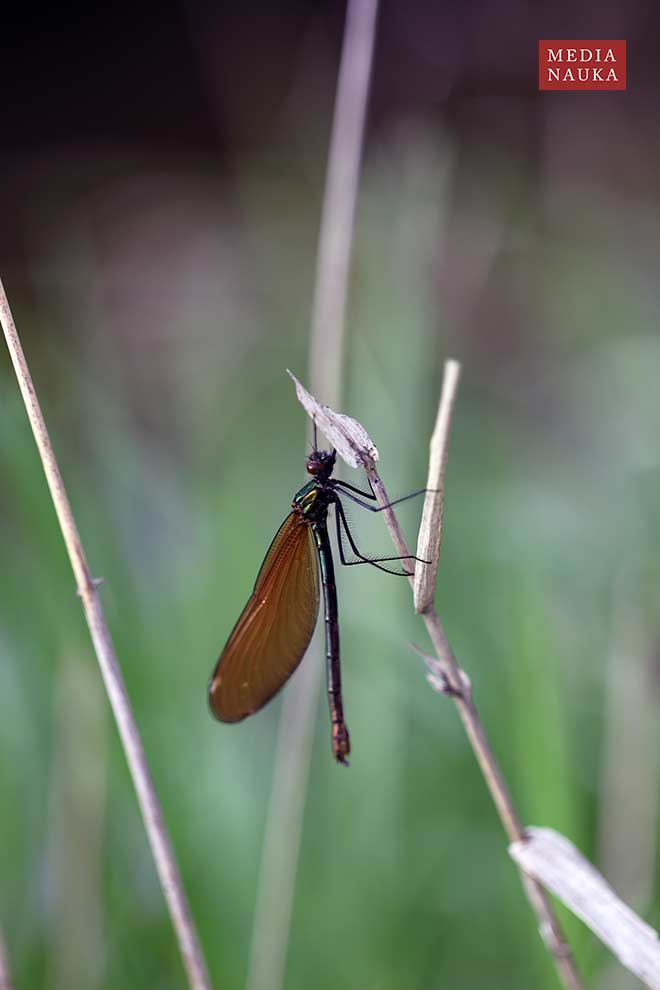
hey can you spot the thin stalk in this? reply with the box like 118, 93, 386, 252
307, 0, 378, 401
0, 279, 213, 990
246, 3, 379, 990
364, 365, 584, 990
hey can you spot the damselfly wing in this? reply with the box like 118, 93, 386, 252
209, 511, 319, 722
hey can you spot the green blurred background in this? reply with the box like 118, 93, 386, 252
2, 3, 660, 989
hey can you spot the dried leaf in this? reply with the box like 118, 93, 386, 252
413, 360, 461, 612
510, 828, 660, 989
287, 370, 379, 469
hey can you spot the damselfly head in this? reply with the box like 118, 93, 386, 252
306, 448, 336, 479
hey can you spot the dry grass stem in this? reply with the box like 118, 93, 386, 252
307, 0, 379, 401
246, 4, 379, 990
511, 828, 660, 989
0, 278, 213, 990
413, 358, 461, 612
292, 373, 585, 990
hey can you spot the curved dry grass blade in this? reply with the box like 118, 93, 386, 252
511, 828, 660, 989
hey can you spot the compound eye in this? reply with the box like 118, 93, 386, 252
306, 449, 334, 476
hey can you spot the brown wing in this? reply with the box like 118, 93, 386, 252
209, 512, 319, 722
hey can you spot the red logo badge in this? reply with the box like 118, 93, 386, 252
538, 40, 626, 91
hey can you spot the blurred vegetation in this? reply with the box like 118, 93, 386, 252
2, 83, 660, 990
